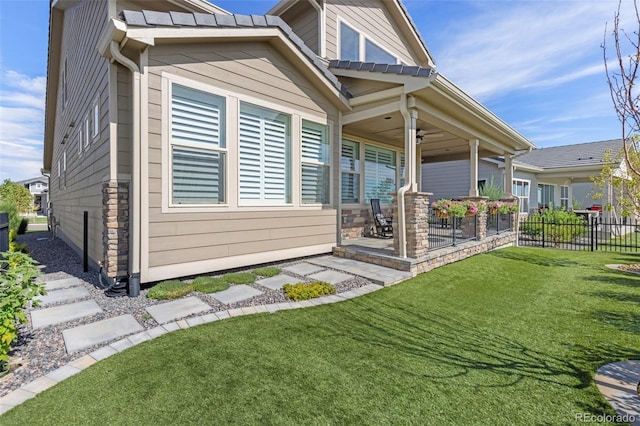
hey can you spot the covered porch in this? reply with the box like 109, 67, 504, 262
331, 61, 533, 268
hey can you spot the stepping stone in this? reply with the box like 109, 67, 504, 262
62, 315, 143, 354
595, 361, 640, 422
42, 277, 82, 291
35, 286, 90, 306
31, 300, 102, 329
257, 274, 303, 290
145, 296, 211, 324
283, 263, 325, 276
212, 285, 263, 305
307, 270, 353, 285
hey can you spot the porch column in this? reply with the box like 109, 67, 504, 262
469, 139, 479, 196
393, 192, 432, 258
416, 144, 422, 191
504, 153, 514, 197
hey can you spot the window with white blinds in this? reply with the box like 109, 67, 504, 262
341, 139, 360, 204
364, 144, 396, 204
301, 120, 329, 204
239, 102, 291, 205
170, 84, 226, 204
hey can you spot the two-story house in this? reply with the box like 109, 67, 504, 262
44, 0, 534, 293
18, 176, 49, 214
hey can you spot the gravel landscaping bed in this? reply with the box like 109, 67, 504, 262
1, 232, 373, 397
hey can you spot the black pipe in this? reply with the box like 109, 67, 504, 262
83, 211, 88, 272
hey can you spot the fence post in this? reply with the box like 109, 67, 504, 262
452, 217, 457, 246
590, 215, 595, 252
0, 212, 8, 253
541, 217, 545, 248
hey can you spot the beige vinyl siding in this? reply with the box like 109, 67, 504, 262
117, 66, 132, 176
281, 1, 319, 54
325, 0, 418, 65
50, 0, 110, 266
339, 76, 398, 97
145, 42, 339, 278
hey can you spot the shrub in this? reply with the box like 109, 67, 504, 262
520, 209, 587, 244
253, 266, 281, 277
17, 217, 28, 235
283, 282, 336, 301
8, 229, 27, 253
147, 280, 193, 300
223, 272, 256, 284
0, 251, 45, 372
479, 176, 504, 201
0, 199, 20, 233
192, 276, 230, 294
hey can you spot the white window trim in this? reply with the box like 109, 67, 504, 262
77, 128, 83, 157
84, 114, 90, 148
341, 134, 402, 207
92, 97, 100, 139
337, 18, 400, 64
160, 72, 328, 213
512, 178, 530, 213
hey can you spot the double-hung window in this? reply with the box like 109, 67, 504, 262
170, 84, 226, 204
239, 102, 291, 205
92, 98, 100, 138
364, 145, 396, 204
341, 139, 360, 203
301, 120, 329, 204
512, 179, 530, 213
560, 185, 569, 210
84, 115, 90, 148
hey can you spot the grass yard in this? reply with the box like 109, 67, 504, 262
3, 247, 639, 425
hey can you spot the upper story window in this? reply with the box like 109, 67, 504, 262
339, 21, 398, 64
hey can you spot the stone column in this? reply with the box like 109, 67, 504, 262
102, 180, 129, 279
459, 196, 488, 240
393, 192, 431, 258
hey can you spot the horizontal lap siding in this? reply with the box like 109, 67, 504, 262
50, 0, 109, 264
325, 0, 418, 64
146, 43, 338, 273
283, 2, 319, 54
422, 160, 469, 200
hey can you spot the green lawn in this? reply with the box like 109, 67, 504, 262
3, 247, 639, 425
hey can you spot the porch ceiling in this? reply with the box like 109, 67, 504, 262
343, 111, 499, 163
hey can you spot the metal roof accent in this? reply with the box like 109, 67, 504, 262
120, 10, 351, 99
514, 139, 624, 169
328, 60, 434, 78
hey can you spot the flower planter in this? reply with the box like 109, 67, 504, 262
435, 209, 449, 219
465, 211, 475, 217
489, 208, 498, 215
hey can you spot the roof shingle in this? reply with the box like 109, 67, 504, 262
514, 139, 623, 169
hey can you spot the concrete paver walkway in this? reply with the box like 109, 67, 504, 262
283, 262, 325, 276
62, 315, 144, 353
35, 286, 90, 306
40, 276, 81, 291
308, 270, 353, 285
307, 256, 412, 286
595, 361, 640, 425
257, 274, 303, 290
212, 284, 263, 304
30, 300, 102, 329
145, 296, 211, 324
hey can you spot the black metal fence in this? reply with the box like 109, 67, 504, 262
0, 212, 8, 253
518, 216, 640, 252
427, 210, 516, 251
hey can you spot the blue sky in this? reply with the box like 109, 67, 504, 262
0, 0, 634, 181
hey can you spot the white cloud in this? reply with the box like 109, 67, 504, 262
0, 70, 45, 181
434, 1, 636, 101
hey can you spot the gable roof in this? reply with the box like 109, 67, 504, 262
267, 0, 435, 67
119, 10, 351, 100
514, 139, 623, 170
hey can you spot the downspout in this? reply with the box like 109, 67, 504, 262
109, 41, 141, 297
397, 93, 414, 258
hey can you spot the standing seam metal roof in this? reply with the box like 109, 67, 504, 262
120, 10, 352, 99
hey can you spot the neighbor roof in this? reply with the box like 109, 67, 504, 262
514, 139, 623, 169
120, 10, 351, 99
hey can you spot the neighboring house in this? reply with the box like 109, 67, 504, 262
44, 0, 533, 289
423, 139, 625, 215
18, 176, 49, 214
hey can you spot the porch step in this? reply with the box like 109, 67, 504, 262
308, 255, 412, 286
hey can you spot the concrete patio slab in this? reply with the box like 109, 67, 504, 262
212, 284, 263, 305
42, 277, 82, 291
35, 286, 90, 306
62, 314, 143, 353
307, 270, 353, 285
145, 296, 211, 324
31, 300, 102, 329
283, 263, 325, 276
595, 361, 640, 424
256, 274, 303, 290
307, 256, 412, 285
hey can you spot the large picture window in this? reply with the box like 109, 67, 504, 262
170, 84, 226, 204
364, 145, 396, 204
301, 120, 329, 204
537, 184, 554, 209
341, 139, 360, 204
239, 102, 291, 205
340, 22, 359, 61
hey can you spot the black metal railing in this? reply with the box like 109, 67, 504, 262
518, 215, 640, 252
427, 209, 476, 251
486, 212, 513, 236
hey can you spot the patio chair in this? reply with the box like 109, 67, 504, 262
371, 198, 393, 238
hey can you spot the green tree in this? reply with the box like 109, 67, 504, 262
600, 1, 640, 216
0, 179, 33, 215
